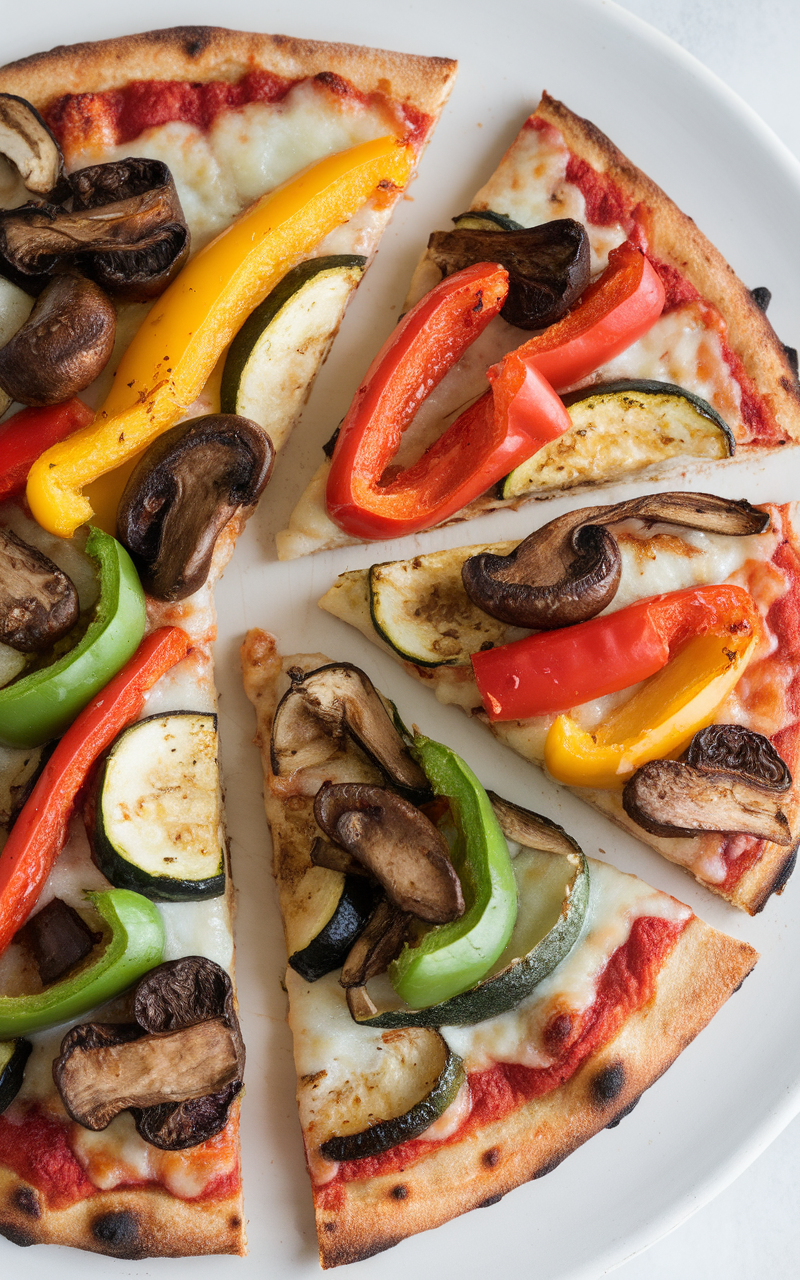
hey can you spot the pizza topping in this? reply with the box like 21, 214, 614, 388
0, 526, 146, 750
288, 873, 379, 984
341, 900, 413, 997
27, 135, 413, 538
54, 956, 244, 1150
0, 94, 63, 196
0, 1036, 31, 1113
0, 273, 116, 406
622, 725, 793, 842
314, 782, 464, 923
116, 415, 274, 602
0, 398, 94, 502
462, 492, 769, 630
0, 524, 79, 653
0, 889, 164, 1037
271, 662, 429, 795
426, 217, 590, 329
16, 895, 99, 986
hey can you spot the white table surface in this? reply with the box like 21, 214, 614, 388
602, 10, 800, 1279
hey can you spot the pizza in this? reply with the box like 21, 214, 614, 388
240, 631, 757, 1267
0, 24, 455, 1259
320, 494, 800, 915
276, 92, 800, 560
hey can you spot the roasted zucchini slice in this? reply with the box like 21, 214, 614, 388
289, 871, 378, 983
501, 379, 736, 500
0, 1037, 31, 1113
452, 210, 524, 232
220, 254, 366, 451
90, 712, 225, 901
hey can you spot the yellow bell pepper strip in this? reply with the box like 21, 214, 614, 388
27, 136, 413, 538
544, 627, 760, 791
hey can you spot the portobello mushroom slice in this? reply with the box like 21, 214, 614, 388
462, 492, 769, 629
0, 94, 64, 196
271, 663, 429, 796
0, 525, 79, 653
0, 1037, 32, 1113
0, 273, 116, 406
54, 957, 245, 1150
314, 782, 464, 922
427, 217, 590, 329
117, 415, 274, 602
622, 726, 793, 843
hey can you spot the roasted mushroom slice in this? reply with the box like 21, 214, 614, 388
0, 273, 116, 405
271, 663, 429, 795
315, 782, 464, 922
117, 415, 274, 601
17, 897, 100, 986
622, 726, 793, 844
0, 525, 79, 652
427, 218, 590, 329
54, 956, 245, 1150
0, 94, 64, 196
462, 492, 769, 629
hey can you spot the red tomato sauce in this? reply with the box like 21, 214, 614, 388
316, 913, 687, 1199
0, 1107, 95, 1209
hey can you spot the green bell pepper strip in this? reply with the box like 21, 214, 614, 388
389, 736, 518, 1007
0, 889, 165, 1038
0, 526, 146, 749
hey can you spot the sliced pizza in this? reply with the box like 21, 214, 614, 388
277, 92, 800, 559
0, 24, 456, 1259
320, 494, 800, 915
241, 631, 757, 1267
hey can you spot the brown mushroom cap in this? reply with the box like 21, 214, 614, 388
340, 898, 413, 989
686, 723, 792, 791
314, 782, 464, 923
117, 415, 274, 602
462, 493, 770, 629
0, 94, 64, 196
0, 273, 116, 406
0, 524, 79, 652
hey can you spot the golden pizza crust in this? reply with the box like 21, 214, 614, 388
0, 26, 457, 121
240, 631, 758, 1267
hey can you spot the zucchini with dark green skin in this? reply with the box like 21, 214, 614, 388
289, 873, 378, 983
90, 712, 226, 901
0, 1037, 31, 1113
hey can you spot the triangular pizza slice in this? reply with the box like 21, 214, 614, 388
320, 494, 800, 914
241, 632, 756, 1266
278, 92, 800, 559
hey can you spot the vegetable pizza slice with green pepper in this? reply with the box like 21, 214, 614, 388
242, 632, 758, 1268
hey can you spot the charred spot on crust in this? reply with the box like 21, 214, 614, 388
750, 286, 771, 312
389, 1184, 408, 1200
323, 1221, 337, 1233
0, 1220, 35, 1247
11, 1186, 40, 1219
91, 1210, 141, 1254
591, 1061, 626, 1107
477, 1192, 503, 1209
606, 1095, 641, 1129
228, 1214, 242, 1229
177, 27, 215, 58
481, 1147, 500, 1168
533, 1154, 565, 1179
314, 72, 351, 96
765, 846, 798, 905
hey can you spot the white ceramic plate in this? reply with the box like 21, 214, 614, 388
3, 2, 800, 1277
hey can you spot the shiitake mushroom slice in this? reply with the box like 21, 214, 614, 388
0, 524, 79, 652
0, 94, 64, 196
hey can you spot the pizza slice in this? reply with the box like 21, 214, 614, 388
277, 92, 800, 559
320, 494, 800, 915
241, 631, 757, 1267
0, 25, 456, 1259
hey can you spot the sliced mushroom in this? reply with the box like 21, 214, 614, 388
340, 898, 413, 989
0, 525, 79, 652
17, 897, 100, 986
0, 159, 189, 301
117, 415, 274, 601
54, 957, 245, 1150
0, 273, 116, 405
270, 663, 429, 795
622, 725, 794, 844
462, 492, 770, 629
314, 782, 464, 923
310, 834, 371, 877
0, 94, 64, 196
426, 218, 590, 329
487, 791, 583, 857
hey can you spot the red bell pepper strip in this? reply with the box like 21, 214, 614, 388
472, 584, 759, 722
326, 262, 571, 540
488, 241, 666, 434
0, 626, 190, 957
0, 399, 94, 501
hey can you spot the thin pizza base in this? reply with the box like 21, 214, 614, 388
240, 630, 757, 1267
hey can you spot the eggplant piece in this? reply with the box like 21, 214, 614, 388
0, 1037, 32, 1113
0, 524, 79, 653
462, 492, 769, 630
17, 897, 100, 986
0, 273, 116, 406
117, 415, 274, 601
427, 217, 590, 329
0, 94, 64, 196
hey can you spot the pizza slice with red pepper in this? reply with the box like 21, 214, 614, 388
320, 494, 800, 915
240, 632, 756, 1267
0, 25, 456, 1260
278, 92, 800, 558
